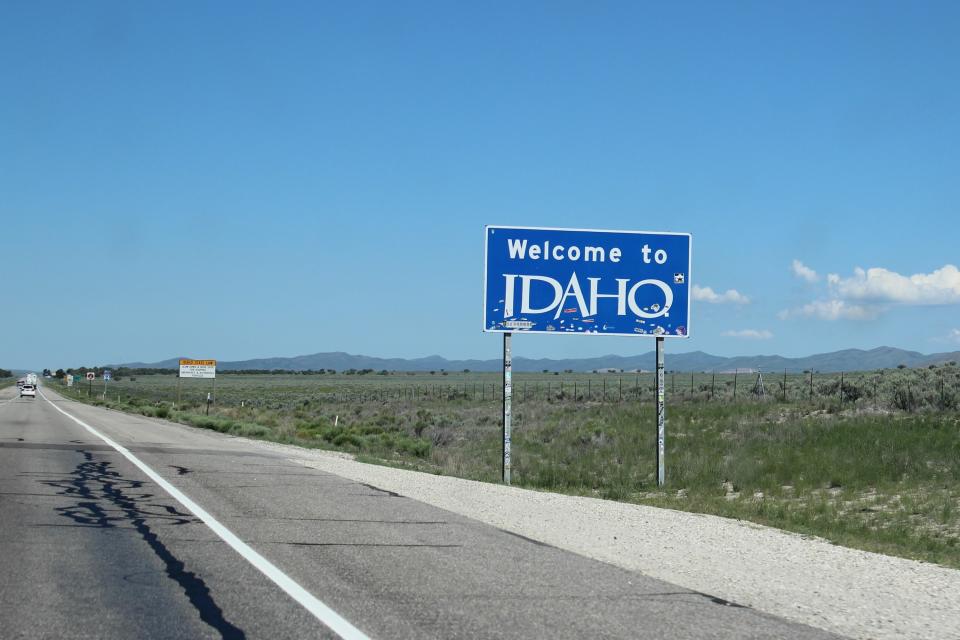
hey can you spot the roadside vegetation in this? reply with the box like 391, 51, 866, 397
52, 366, 960, 568
0, 369, 17, 390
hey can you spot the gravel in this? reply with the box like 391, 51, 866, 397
249, 440, 960, 639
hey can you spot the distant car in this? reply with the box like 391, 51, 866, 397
20, 384, 36, 399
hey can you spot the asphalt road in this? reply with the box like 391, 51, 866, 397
0, 385, 844, 639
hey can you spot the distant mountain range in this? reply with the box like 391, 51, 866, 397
117, 346, 960, 373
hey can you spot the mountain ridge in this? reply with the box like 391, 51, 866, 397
116, 346, 960, 373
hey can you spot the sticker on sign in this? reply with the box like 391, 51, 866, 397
179, 359, 217, 379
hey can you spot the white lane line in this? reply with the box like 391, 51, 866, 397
40, 389, 371, 640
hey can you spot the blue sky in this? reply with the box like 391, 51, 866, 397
2, 1, 959, 369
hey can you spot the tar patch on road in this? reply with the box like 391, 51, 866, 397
644, 590, 749, 609
357, 482, 402, 497
701, 593, 747, 608
35, 450, 247, 639
499, 529, 555, 548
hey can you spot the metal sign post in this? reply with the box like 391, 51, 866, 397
483, 226, 692, 487
656, 336, 665, 487
502, 332, 512, 485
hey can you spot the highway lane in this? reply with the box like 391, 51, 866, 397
0, 385, 844, 639
0, 386, 328, 640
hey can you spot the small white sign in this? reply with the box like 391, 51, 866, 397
179, 359, 217, 379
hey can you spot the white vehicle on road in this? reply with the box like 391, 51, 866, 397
20, 384, 36, 399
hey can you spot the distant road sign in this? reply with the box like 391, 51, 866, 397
484, 226, 692, 337
103, 370, 112, 381
179, 359, 217, 379
85, 372, 95, 381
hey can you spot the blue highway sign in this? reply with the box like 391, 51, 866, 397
484, 226, 691, 338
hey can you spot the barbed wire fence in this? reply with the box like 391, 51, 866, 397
299, 366, 960, 413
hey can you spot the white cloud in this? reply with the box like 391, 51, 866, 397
950, 329, 960, 344
827, 264, 960, 305
781, 263, 960, 322
791, 259, 819, 283
692, 285, 750, 304
780, 299, 880, 321
722, 329, 773, 339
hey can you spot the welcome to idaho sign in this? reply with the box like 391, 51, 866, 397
483, 226, 691, 338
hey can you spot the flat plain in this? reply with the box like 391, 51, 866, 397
49, 364, 960, 568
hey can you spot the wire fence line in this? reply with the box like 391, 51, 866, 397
55, 366, 960, 413
266, 369, 959, 412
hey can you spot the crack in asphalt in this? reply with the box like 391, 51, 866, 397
36, 449, 247, 639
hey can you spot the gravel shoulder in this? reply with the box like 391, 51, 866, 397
240, 440, 960, 640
